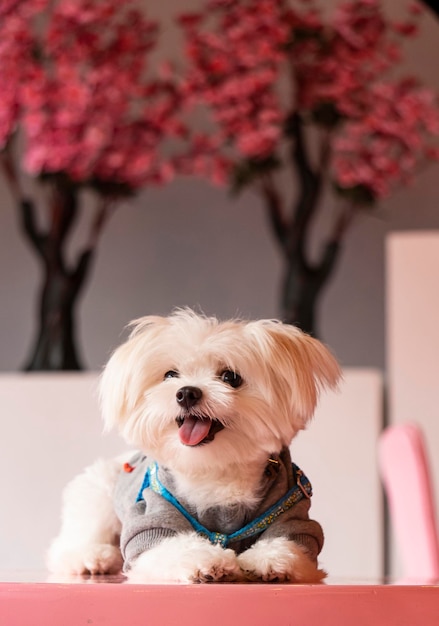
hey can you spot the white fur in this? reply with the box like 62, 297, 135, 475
237, 537, 327, 583
48, 309, 340, 582
128, 533, 243, 583
47, 455, 128, 575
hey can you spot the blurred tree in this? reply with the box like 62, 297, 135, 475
0, 0, 186, 370
178, 0, 439, 336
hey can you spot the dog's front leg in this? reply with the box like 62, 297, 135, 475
127, 532, 242, 583
47, 457, 124, 575
237, 537, 326, 584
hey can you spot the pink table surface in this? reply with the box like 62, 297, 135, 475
1, 575, 439, 626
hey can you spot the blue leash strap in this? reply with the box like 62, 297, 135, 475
136, 461, 312, 548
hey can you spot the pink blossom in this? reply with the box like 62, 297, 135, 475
0, 0, 189, 192
178, 0, 439, 201
425, 147, 439, 161
409, 2, 424, 16
237, 126, 281, 159
331, 78, 439, 198
178, 13, 203, 29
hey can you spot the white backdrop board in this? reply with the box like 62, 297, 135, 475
386, 232, 439, 577
0, 374, 127, 571
0, 370, 383, 580
292, 369, 384, 581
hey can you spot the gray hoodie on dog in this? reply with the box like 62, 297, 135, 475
114, 447, 324, 570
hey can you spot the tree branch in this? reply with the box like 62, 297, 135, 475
20, 199, 46, 258
1, 147, 48, 259
259, 174, 289, 251
288, 113, 322, 254
309, 199, 356, 286
71, 249, 94, 296
329, 199, 357, 244
317, 127, 332, 178
0, 145, 21, 202
71, 195, 116, 294
315, 240, 341, 285
49, 179, 79, 246
288, 111, 317, 195
287, 118, 337, 274
87, 195, 116, 250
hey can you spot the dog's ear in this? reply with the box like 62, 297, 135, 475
245, 320, 341, 429
99, 315, 168, 432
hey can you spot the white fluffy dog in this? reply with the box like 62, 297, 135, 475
47, 309, 340, 583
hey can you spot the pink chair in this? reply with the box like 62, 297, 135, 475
378, 423, 439, 583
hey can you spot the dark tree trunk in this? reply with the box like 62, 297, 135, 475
24, 252, 91, 371
280, 241, 341, 336
281, 265, 318, 334
1, 148, 113, 371
19, 187, 95, 371
261, 112, 350, 337
25, 272, 82, 370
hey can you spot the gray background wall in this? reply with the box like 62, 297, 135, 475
1, 0, 438, 372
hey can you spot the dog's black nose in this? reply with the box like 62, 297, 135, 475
176, 386, 202, 409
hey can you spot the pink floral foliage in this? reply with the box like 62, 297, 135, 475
178, 0, 288, 183
0, 0, 186, 190
333, 80, 439, 197
179, 0, 439, 201
0, 0, 48, 151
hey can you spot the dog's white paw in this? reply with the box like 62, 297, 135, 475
47, 541, 123, 576
237, 537, 326, 584
127, 533, 242, 583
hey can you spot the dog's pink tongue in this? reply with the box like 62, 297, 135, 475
179, 416, 211, 446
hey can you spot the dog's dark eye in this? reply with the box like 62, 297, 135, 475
164, 370, 179, 380
220, 370, 242, 388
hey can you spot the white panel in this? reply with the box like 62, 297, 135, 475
292, 369, 384, 581
0, 373, 128, 571
386, 232, 439, 576
0, 371, 383, 580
